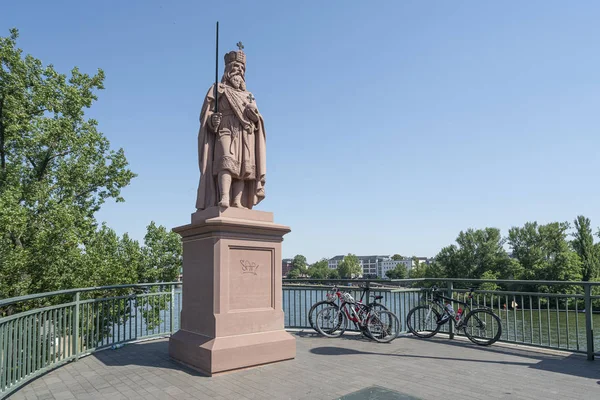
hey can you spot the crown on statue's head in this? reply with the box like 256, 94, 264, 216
224, 50, 246, 66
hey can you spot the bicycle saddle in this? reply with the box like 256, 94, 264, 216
373, 295, 383, 300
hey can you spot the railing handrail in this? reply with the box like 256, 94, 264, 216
402, 277, 600, 286
283, 277, 600, 286
0, 282, 180, 308
283, 278, 398, 284
3, 277, 598, 309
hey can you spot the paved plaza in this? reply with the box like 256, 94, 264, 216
7, 330, 600, 400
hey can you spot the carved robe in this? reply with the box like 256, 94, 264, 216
195, 83, 267, 210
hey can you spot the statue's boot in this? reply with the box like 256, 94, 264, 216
232, 179, 247, 208
218, 171, 232, 208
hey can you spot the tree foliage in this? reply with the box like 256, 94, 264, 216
572, 215, 599, 281
411, 256, 420, 269
0, 29, 181, 315
385, 264, 406, 279
435, 228, 516, 280
292, 254, 307, 272
287, 268, 300, 279
139, 222, 182, 283
327, 269, 340, 279
337, 254, 361, 278
508, 221, 582, 285
418, 218, 595, 295
307, 258, 329, 279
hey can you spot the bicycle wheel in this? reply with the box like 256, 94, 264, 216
368, 302, 389, 311
406, 305, 442, 338
366, 310, 400, 343
308, 300, 338, 331
357, 303, 388, 339
461, 308, 502, 346
315, 305, 347, 338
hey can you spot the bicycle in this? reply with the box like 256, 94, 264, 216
307, 284, 388, 334
406, 286, 502, 346
307, 285, 342, 332
315, 291, 400, 343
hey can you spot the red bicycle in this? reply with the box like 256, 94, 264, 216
315, 289, 400, 343
308, 285, 388, 334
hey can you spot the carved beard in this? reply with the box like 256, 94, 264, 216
228, 74, 246, 90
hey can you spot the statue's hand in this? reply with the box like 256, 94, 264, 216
210, 113, 222, 131
245, 105, 259, 123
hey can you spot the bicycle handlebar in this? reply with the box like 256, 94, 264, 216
428, 285, 477, 297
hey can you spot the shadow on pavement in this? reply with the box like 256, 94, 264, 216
309, 336, 600, 381
92, 339, 208, 377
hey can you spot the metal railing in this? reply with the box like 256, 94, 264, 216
0, 283, 182, 398
282, 278, 600, 361
1, 277, 598, 397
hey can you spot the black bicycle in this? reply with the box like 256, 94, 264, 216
406, 286, 502, 346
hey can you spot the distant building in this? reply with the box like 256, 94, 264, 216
325, 254, 435, 278
378, 258, 411, 278
327, 255, 345, 270
327, 255, 424, 278
357, 255, 389, 277
414, 256, 434, 266
282, 258, 294, 276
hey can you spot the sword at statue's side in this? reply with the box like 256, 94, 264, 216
214, 21, 219, 113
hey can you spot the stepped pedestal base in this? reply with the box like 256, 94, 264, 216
168, 207, 296, 376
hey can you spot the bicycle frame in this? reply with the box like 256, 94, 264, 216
407, 287, 503, 346
321, 285, 388, 330
339, 297, 380, 328
423, 288, 484, 328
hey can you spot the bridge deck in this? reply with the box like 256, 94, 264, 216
7, 330, 600, 400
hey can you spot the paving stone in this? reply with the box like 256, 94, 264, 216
5, 331, 600, 400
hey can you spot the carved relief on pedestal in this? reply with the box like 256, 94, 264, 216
228, 247, 274, 311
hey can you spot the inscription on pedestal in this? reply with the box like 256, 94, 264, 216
240, 260, 259, 275
229, 247, 274, 311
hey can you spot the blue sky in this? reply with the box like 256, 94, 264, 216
2, 1, 600, 263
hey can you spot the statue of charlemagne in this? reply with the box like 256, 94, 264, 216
195, 45, 266, 210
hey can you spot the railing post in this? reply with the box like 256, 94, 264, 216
170, 285, 175, 334
73, 292, 80, 361
447, 281, 454, 340
584, 284, 594, 361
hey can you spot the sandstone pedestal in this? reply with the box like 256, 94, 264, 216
168, 207, 296, 376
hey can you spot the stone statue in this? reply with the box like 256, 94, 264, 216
195, 43, 267, 210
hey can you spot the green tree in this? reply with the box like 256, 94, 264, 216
508, 221, 582, 292
411, 256, 420, 270
337, 254, 362, 278
479, 270, 500, 291
327, 269, 340, 279
385, 264, 406, 279
139, 221, 182, 283
77, 224, 139, 288
292, 254, 307, 273
596, 227, 600, 275
435, 227, 517, 280
406, 260, 445, 288
409, 263, 427, 279
0, 28, 136, 301
287, 268, 301, 279
391, 254, 404, 261
307, 258, 329, 279
572, 215, 599, 281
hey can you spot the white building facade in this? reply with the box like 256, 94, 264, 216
327, 255, 431, 278
377, 258, 412, 277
